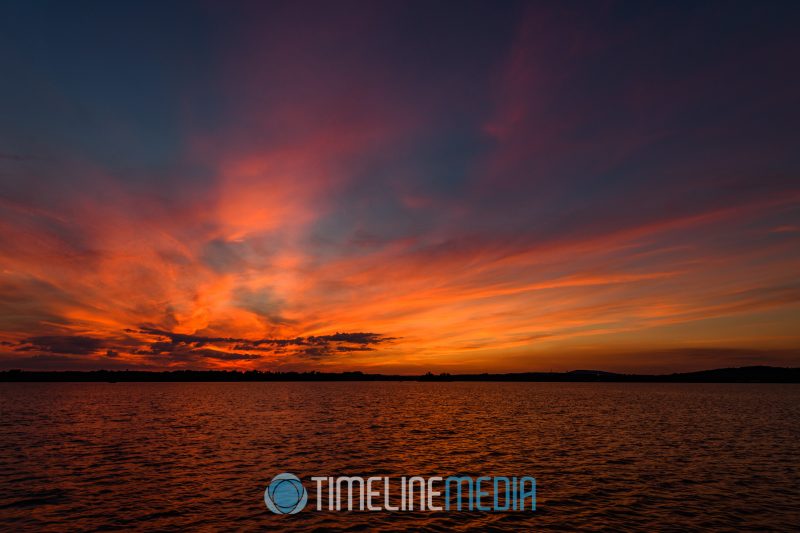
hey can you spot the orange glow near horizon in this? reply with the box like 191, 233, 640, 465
0, 2, 798, 373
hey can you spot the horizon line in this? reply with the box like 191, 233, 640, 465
2, 365, 799, 383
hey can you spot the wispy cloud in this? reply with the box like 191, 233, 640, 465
0, 2, 798, 372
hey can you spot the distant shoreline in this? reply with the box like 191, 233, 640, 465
1, 366, 798, 383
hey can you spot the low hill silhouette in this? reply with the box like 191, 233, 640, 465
1, 366, 798, 383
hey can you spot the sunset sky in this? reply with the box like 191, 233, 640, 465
0, 1, 798, 373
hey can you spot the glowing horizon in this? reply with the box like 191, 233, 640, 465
1, 2, 798, 373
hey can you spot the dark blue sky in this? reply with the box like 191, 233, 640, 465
1, 1, 799, 372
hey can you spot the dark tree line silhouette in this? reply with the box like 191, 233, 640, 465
1, 366, 798, 383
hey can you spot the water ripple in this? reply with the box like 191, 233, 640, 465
0, 382, 798, 531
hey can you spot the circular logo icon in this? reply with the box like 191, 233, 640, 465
264, 473, 307, 514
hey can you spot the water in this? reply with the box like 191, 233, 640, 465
1, 382, 798, 531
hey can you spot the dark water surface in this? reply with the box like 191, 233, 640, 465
1, 382, 798, 531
